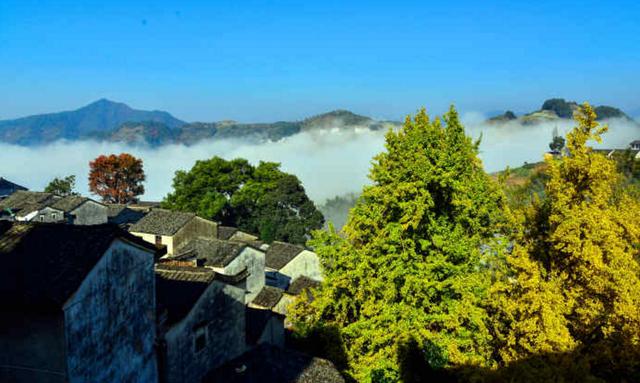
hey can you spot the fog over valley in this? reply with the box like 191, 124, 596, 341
1, 115, 638, 205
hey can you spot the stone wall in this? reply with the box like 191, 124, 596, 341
280, 250, 323, 283
221, 247, 265, 303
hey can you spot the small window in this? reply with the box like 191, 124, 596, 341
39, 215, 45, 222
155, 235, 162, 247
194, 326, 207, 353
51, 213, 57, 220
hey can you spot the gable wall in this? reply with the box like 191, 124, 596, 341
63, 239, 158, 383
279, 250, 323, 283
162, 282, 245, 383
70, 201, 108, 225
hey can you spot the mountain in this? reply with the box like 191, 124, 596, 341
0, 99, 186, 145
0, 103, 399, 146
488, 98, 634, 126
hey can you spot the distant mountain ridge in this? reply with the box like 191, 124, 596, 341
0, 99, 186, 145
488, 98, 635, 126
0, 100, 400, 146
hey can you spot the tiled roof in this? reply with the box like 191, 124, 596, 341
287, 276, 321, 296
155, 264, 215, 326
251, 286, 284, 309
217, 225, 238, 240
49, 195, 93, 212
0, 177, 27, 196
106, 204, 145, 226
129, 209, 195, 235
0, 221, 158, 310
204, 344, 345, 383
174, 237, 247, 268
0, 191, 58, 216
265, 241, 305, 270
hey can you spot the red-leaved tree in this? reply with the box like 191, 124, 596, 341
89, 153, 145, 203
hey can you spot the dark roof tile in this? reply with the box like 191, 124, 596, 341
174, 237, 247, 268
129, 209, 195, 235
251, 286, 283, 309
265, 241, 305, 270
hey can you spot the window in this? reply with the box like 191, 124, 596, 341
193, 326, 207, 353
51, 213, 57, 220
39, 215, 45, 222
155, 235, 162, 247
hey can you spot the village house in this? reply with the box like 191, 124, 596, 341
265, 241, 323, 290
217, 225, 268, 250
0, 222, 162, 383
170, 237, 266, 303
0, 191, 59, 221
630, 140, 640, 151
38, 195, 108, 225
128, 209, 218, 254
155, 263, 246, 383
0, 177, 27, 199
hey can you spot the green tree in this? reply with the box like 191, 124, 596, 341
162, 157, 323, 244
548, 127, 565, 152
291, 107, 508, 381
44, 175, 78, 196
490, 103, 640, 380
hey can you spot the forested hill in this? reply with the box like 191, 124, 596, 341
0, 101, 400, 146
487, 98, 636, 125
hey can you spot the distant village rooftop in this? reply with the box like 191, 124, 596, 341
174, 237, 251, 268
129, 209, 196, 235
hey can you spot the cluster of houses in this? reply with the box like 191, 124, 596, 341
0, 186, 343, 383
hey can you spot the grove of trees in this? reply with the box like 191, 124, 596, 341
44, 175, 78, 196
290, 104, 640, 382
162, 157, 324, 244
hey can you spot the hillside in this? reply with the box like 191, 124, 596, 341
488, 98, 634, 126
0, 99, 186, 145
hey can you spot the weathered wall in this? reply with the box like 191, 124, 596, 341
70, 201, 108, 225
37, 207, 65, 223
257, 315, 285, 347
280, 250, 323, 282
0, 311, 66, 383
131, 232, 174, 254
222, 247, 265, 303
172, 216, 217, 252
63, 239, 158, 383
162, 282, 245, 383
265, 268, 290, 290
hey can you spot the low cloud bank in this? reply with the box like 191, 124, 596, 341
1, 117, 637, 204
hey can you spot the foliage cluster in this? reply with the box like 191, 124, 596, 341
162, 157, 324, 244
290, 104, 640, 382
44, 175, 78, 197
88, 153, 145, 203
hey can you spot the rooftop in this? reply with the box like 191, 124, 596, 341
129, 208, 195, 235
0, 222, 158, 310
0, 177, 27, 195
287, 276, 321, 296
218, 225, 239, 240
155, 263, 216, 326
174, 237, 249, 268
48, 195, 93, 212
265, 241, 305, 270
204, 344, 345, 383
0, 190, 58, 216
251, 286, 284, 309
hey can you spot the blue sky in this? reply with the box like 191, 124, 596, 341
1, 0, 639, 122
